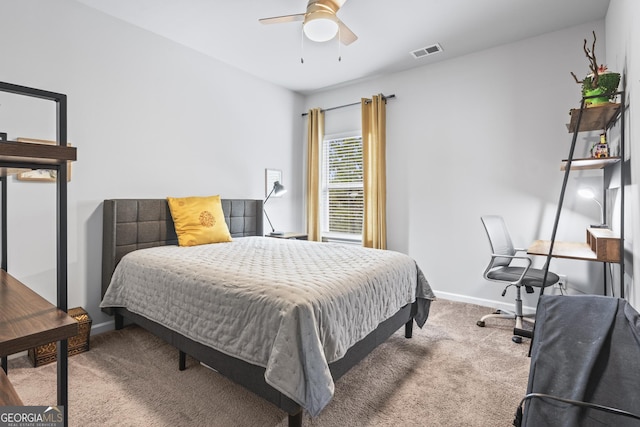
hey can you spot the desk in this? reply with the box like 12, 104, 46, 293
527, 228, 620, 263
528, 240, 598, 261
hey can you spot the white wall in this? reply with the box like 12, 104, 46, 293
606, 0, 639, 309
0, 0, 304, 328
304, 20, 617, 311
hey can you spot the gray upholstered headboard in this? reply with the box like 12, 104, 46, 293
101, 198, 263, 303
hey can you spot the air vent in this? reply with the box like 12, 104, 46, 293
410, 43, 443, 59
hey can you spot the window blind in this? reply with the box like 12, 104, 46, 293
321, 136, 363, 237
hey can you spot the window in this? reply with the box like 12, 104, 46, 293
321, 134, 363, 242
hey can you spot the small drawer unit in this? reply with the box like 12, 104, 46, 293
586, 227, 620, 263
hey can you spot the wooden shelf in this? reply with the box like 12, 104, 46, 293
560, 157, 621, 171
0, 141, 76, 176
0, 369, 23, 405
0, 270, 78, 357
1, 80, 74, 425
566, 102, 621, 133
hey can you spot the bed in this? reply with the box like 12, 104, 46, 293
100, 198, 435, 426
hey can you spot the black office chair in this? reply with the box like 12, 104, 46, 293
477, 215, 559, 343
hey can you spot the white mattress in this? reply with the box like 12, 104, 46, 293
100, 236, 434, 416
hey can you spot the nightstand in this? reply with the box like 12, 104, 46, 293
267, 232, 308, 240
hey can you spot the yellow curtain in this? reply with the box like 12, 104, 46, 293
306, 108, 324, 242
361, 95, 387, 249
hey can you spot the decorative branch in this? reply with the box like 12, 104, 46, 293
570, 71, 583, 84
586, 31, 599, 88
570, 31, 600, 88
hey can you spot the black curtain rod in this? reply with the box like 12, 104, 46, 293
301, 93, 395, 117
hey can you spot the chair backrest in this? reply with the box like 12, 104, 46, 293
481, 215, 516, 268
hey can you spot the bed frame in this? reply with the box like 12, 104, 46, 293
101, 198, 417, 427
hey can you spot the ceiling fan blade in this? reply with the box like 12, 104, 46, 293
337, 19, 357, 45
259, 13, 305, 25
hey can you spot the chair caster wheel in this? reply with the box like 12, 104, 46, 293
512, 336, 523, 344
476, 320, 485, 327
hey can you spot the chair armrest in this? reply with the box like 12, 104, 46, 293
485, 253, 532, 285
490, 253, 532, 267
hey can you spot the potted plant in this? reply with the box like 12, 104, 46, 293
570, 31, 621, 107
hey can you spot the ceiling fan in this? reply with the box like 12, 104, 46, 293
259, 0, 358, 45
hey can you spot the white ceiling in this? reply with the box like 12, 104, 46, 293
75, 0, 610, 95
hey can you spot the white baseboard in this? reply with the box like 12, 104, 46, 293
8, 351, 26, 360
434, 290, 537, 316
91, 320, 115, 336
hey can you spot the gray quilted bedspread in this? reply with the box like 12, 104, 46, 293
100, 236, 435, 416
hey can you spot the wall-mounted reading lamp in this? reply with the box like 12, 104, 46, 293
578, 188, 607, 228
264, 181, 287, 236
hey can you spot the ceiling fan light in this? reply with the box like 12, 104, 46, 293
303, 17, 338, 42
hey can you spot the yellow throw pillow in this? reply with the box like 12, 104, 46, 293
167, 195, 232, 246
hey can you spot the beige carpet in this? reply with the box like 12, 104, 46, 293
8, 299, 531, 426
